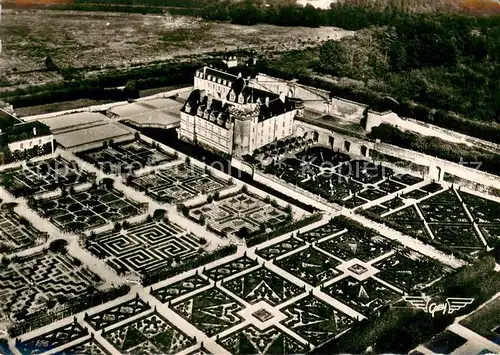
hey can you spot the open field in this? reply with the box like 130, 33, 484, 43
0, 9, 353, 89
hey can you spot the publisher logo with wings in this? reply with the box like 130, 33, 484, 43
402, 296, 474, 317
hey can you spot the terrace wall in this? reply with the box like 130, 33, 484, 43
296, 120, 500, 192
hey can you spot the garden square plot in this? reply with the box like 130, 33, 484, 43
275, 247, 341, 286
418, 190, 470, 223
34, 185, 143, 233
255, 237, 306, 260
478, 224, 500, 246
391, 174, 424, 186
85, 220, 205, 275
358, 187, 388, 201
1, 251, 101, 323
281, 295, 355, 346
377, 178, 407, 194
317, 231, 393, 262
459, 191, 500, 224
152, 274, 210, 303
373, 251, 449, 292
131, 163, 232, 204
337, 160, 393, 184
204, 256, 258, 281
188, 192, 291, 237
323, 276, 401, 316
53, 339, 108, 355
85, 297, 150, 331
102, 312, 195, 354
217, 325, 308, 355
0, 209, 45, 253
382, 205, 430, 239
77, 140, 176, 174
0, 157, 89, 197
295, 147, 351, 167
223, 267, 304, 306
297, 220, 343, 243
16, 320, 89, 355
428, 224, 484, 251
171, 287, 245, 337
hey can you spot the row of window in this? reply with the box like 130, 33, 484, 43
18, 139, 44, 149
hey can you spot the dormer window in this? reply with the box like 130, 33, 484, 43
238, 93, 245, 104
217, 78, 221, 84
185, 103, 191, 113
229, 91, 236, 102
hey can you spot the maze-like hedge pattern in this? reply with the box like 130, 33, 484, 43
189, 192, 289, 237
78, 140, 176, 174
36, 185, 143, 233
0, 157, 89, 196
85, 297, 150, 330
0, 210, 44, 253
131, 163, 231, 203
1, 252, 100, 322
86, 220, 204, 274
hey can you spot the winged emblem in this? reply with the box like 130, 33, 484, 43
402, 296, 474, 317
446, 298, 475, 314
403, 296, 430, 311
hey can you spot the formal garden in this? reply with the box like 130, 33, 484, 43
28, 179, 147, 233
260, 146, 424, 208
0, 204, 48, 254
84, 213, 208, 276
1, 247, 102, 325
129, 162, 233, 204
361, 186, 500, 252
184, 187, 293, 239
0, 156, 91, 197
77, 139, 177, 174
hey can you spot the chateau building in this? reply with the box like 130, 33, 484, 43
179, 67, 304, 156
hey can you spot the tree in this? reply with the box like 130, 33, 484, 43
236, 226, 250, 240
44, 56, 57, 71
153, 209, 166, 221
319, 40, 348, 76
49, 239, 68, 253
124, 80, 139, 100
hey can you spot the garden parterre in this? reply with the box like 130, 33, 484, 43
31, 183, 145, 233
361, 186, 500, 251
130, 162, 233, 204
188, 191, 292, 237
262, 147, 423, 208
0, 157, 90, 197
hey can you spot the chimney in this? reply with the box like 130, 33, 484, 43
33, 126, 37, 136
265, 97, 270, 106
207, 93, 213, 108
